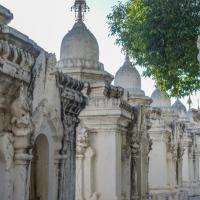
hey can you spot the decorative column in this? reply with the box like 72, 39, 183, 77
76, 127, 89, 200
188, 143, 194, 183
177, 143, 185, 186
195, 149, 200, 182
143, 108, 153, 200
76, 126, 96, 200
167, 143, 177, 188
56, 72, 85, 200
128, 107, 139, 200
76, 150, 85, 200
129, 105, 150, 200
182, 141, 190, 185
59, 114, 79, 200
11, 84, 33, 200
172, 147, 178, 186
0, 132, 14, 200
130, 140, 140, 200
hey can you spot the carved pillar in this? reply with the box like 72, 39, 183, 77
177, 144, 184, 186
76, 154, 84, 200
130, 105, 152, 200
84, 147, 96, 200
143, 109, 152, 200
146, 138, 152, 200
56, 72, 85, 200
130, 141, 140, 200
167, 143, 176, 188
195, 149, 200, 181
121, 138, 131, 200
59, 114, 78, 200
10, 84, 32, 200
182, 142, 190, 185
0, 132, 14, 200
188, 143, 194, 182
76, 127, 92, 200
76, 128, 88, 200
173, 147, 178, 186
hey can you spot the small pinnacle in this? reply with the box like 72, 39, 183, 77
187, 96, 192, 110
71, 0, 89, 22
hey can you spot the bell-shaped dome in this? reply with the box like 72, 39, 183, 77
60, 21, 99, 62
172, 99, 187, 118
57, 1, 114, 84
151, 88, 171, 108
114, 56, 145, 96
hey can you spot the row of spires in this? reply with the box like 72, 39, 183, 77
60, 0, 198, 116
1, 0, 198, 118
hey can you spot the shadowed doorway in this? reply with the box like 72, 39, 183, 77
30, 134, 49, 200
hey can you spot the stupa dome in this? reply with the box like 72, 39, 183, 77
151, 88, 171, 108
57, 0, 114, 84
60, 21, 99, 62
172, 99, 187, 118
114, 56, 145, 96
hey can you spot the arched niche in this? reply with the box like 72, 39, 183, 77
30, 134, 49, 200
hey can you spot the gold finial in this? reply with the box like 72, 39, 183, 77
71, 0, 89, 22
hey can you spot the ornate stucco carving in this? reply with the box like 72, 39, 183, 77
11, 84, 32, 137
76, 125, 97, 200
103, 84, 124, 99
8, 80, 33, 200
120, 100, 134, 114
56, 72, 85, 116
76, 126, 90, 156
0, 40, 35, 69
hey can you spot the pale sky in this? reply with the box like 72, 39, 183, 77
1, 0, 199, 109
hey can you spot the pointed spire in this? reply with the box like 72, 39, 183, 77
125, 54, 130, 63
187, 96, 192, 110
124, 54, 131, 66
71, 0, 89, 22
123, 53, 137, 68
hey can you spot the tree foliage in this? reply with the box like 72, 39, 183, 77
107, 0, 200, 97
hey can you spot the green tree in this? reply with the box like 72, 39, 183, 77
108, 0, 200, 97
